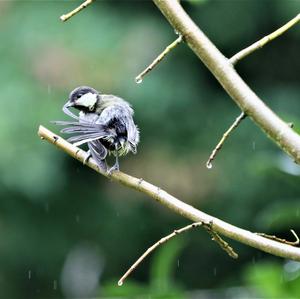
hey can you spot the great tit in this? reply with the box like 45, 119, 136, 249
54, 86, 140, 173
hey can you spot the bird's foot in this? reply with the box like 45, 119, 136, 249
107, 164, 119, 175
107, 155, 119, 175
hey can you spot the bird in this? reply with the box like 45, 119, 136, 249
54, 86, 140, 173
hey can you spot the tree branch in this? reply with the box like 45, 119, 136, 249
135, 34, 183, 83
60, 0, 94, 22
256, 229, 300, 247
206, 112, 246, 169
118, 221, 238, 286
230, 14, 300, 65
153, 0, 300, 164
38, 125, 300, 261
118, 222, 204, 286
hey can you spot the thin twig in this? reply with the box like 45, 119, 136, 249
153, 0, 300, 165
203, 221, 238, 259
38, 125, 300, 261
118, 222, 203, 286
230, 14, 300, 65
118, 221, 237, 286
60, 0, 94, 22
206, 112, 246, 169
135, 34, 183, 84
256, 229, 300, 247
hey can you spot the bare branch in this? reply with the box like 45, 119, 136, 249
118, 222, 203, 286
135, 34, 183, 84
203, 221, 238, 259
118, 221, 238, 286
153, 0, 300, 165
230, 14, 300, 65
60, 0, 94, 22
38, 125, 300, 261
206, 112, 246, 169
256, 229, 300, 247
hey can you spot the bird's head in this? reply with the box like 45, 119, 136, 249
63, 86, 100, 119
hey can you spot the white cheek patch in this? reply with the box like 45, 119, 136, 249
77, 92, 97, 108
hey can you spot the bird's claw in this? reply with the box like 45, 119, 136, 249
107, 163, 119, 175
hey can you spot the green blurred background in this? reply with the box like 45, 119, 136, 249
0, 0, 300, 298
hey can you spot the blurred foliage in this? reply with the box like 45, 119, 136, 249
0, 0, 299, 298
244, 261, 300, 298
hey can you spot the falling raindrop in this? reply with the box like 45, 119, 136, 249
252, 141, 256, 151
118, 280, 123, 286
214, 267, 217, 276
75, 215, 80, 223
28, 270, 32, 280
206, 162, 213, 169
135, 76, 143, 84
177, 259, 180, 268
53, 280, 57, 290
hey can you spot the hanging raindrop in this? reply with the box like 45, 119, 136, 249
206, 162, 213, 169
135, 76, 143, 84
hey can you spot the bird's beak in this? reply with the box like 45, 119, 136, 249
62, 101, 79, 120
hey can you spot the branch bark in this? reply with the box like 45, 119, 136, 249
38, 125, 300, 261
153, 0, 300, 164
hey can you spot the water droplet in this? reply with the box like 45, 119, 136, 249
118, 280, 123, 286
135, 76, 143, 84
177, 259, 180, 268
28, 270, 31, 279
206, 162, 213, 169
252, 141, 256, 151
214, 267, 217, 276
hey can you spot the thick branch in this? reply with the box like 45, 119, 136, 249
38, 125, 300, 261
230, 14, 300, 65
153, 0, 300, 164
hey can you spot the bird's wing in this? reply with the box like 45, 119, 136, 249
125, 116, 139, 152
52, 120, 109, 146
99, 104, 139, 150
88, 140, 108, 164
